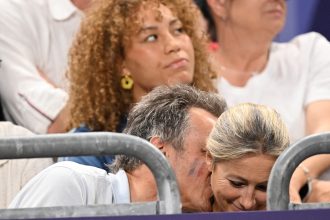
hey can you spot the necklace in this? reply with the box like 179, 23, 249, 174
218, 63, 260, 78
215, 63, 263, 87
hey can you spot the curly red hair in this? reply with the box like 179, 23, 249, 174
67, 0, 216, 131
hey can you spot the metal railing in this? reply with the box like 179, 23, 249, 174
267, 132, 330, 210
0, 132, 181, 218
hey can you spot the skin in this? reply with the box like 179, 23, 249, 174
124, 4, 195, 102
70, 0, 92, 11
210, 154, 276, 211
215, 0, 286, 36
127, 107, 217, 212
305, 179, 330, 203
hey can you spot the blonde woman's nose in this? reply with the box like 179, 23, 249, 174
239, 188, 256, 210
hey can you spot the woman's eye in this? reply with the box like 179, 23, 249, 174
229, 180, 245, 188
174, 27, 184, 35
256, 184, 267, 192
145, 34, 157, 42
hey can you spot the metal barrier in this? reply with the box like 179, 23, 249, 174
267, 132, 330, 210
3, 208, 330, 220
0, 132, 181, 218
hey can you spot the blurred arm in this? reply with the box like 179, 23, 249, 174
290, 100, 330, 202
0, 1, 68, 133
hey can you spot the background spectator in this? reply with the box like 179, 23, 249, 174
0, 122, 53, 208
0, 0, 92, 134
62, 0, 216, 170
199, 0, 330, 203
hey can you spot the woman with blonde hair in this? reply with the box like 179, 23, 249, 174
62, 0, 216, 169
207, 103, 290, 211
197, 0, 330, 203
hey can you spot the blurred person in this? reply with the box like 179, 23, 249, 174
0, 122, 53, 208
207, 103, 290, 211
62, 0, 216, 170
10, 85, 227, 212
198, 0, 330, 203
0, 0, 92, 134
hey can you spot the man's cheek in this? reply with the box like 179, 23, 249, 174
188, 159, 208, 178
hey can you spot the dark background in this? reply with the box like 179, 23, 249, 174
276, 0, 330, 41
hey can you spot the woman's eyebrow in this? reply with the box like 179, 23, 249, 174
137, 18, 180, 34
138, 25, 158, 34
257, 181, 268, 186
169, 18, 180, 26
227, 175, 247, 182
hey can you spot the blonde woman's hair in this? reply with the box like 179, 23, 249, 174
207, 103, 290, 163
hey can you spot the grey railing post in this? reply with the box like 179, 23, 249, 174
0, 132, 181, 217
267, 132, 330, 210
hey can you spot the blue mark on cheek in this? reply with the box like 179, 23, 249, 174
188, 159, 204, 176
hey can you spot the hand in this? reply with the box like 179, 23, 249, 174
289, 165, 310, 203
305, 179, 330, 203
289, 183, 302, 203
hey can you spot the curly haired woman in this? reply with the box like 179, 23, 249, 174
61, 0, 216, 170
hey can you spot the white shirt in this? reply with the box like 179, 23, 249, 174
0, 0, 83, 133
0, 122, 53, 208
9, 161, 130, 208
217, 32, 330, 143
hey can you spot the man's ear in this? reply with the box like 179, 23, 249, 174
207, 0, 228, 21
150, 136, 167, 156
206, 151, 213, 172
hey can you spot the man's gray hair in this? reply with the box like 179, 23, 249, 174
110, 84, 227, 173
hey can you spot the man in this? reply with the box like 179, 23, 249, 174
10, 85, 227, 212
0, 0, 92, 134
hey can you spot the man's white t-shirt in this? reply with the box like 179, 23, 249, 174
9, 162, 130, 208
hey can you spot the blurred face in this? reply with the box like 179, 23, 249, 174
71, 0, 92, 11
211, 154, 276, 211
166, 107, 217, 212
124, 4, 195, 100
223, 0, 286, 37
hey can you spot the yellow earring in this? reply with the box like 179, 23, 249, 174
121, 74, 134, 90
